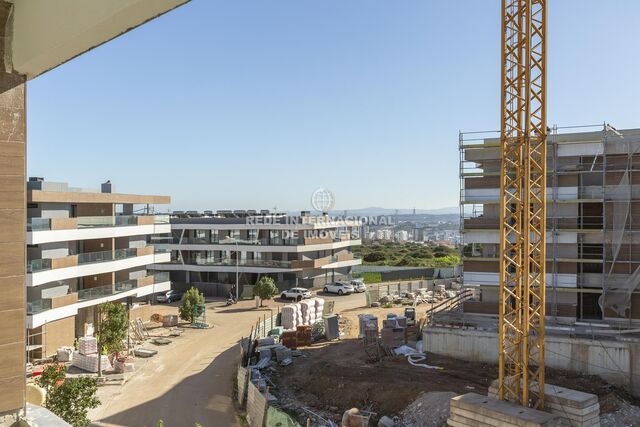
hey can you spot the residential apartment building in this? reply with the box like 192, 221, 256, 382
152, 211, 362, 296
25, 179, 171, 361
460, 125, 640, 323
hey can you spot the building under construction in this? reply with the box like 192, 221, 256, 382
460, 123, 640, 324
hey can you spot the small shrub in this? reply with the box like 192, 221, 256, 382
37, 364, 100, 427
254, 277, 278, 306
179, 287, 205, 323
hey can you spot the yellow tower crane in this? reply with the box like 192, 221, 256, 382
498, 0, 547, 409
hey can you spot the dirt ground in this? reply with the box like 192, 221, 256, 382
88, 292, 367, 427
269, 313, 640, 426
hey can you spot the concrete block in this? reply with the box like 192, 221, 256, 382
488, 381, 600, 426
450, 393, 560, 427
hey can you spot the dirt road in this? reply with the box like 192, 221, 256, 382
90, 292, 366, 427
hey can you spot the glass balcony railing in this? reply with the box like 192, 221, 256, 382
28, 247, 149, 273
151, 272, 170, 282
171, 233, 357, 246
28, 218, 51, 232
27, 259, 52, 273
77, 280, 137, 301
77, 248, 138, 264
169, 257, 293, 268
27, 215, 170, 231
27, 273, 171, 314
27, 299, 52, 315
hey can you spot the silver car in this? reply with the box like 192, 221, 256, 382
323, 281, 355, 295
350, 279, 366, 293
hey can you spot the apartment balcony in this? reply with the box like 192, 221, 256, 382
26, 246, 171, 287
290, 252, 358, 269
159, 235, 361, 253
27, 273, 170, 329
27, 214, 171, 245
463, 217, 602, 231
460, 186, 605, 205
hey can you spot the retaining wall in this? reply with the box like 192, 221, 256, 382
423, 327, 640, 396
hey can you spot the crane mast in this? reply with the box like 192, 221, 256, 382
498, 0, 547, 409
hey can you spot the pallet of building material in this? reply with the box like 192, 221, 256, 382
162, 315, 178, 327
281, 331, 298, 349
488, 380, 600, 427
381, 327, 405, 348
363, 328, 378, 345
448, 393, 560, 427
405, 325, 419, 341
78, 336, 98, 355
383, 318, 399, 329
71, 351, 111, 373
256, 336, 276, 346
56, 346, 74, 362
281, 305, 300, 330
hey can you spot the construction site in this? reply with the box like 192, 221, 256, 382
4, 2, 640, 427
236, 2, 640, 427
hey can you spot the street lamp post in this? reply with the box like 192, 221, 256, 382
235, 239, 239, 302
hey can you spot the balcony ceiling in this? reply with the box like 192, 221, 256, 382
8, 0, 190, 79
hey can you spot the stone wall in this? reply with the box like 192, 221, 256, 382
423, 327, 640, 395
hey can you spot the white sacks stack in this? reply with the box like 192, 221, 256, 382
300, 300, 314, 325
281, 305, 299, 330
77, 336, 98, 355
314, 298, 325, 320
72, 336, 111, 373
281, 298, 325, 330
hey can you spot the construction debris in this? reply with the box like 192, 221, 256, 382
400, 391, 456, 427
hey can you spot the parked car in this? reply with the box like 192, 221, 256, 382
157, 289, 183, 303
323, 281, 355, 295
350, 279, 366, 293
280, 287, 312, 301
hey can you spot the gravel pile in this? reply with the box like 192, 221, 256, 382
399, 391, 457, 427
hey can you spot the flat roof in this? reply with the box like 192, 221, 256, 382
28, 190, 170, 205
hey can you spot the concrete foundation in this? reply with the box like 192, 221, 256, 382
448, 393, 560, 427
423, 327, 640, 395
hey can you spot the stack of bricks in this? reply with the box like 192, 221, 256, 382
381, 327, 405, 348
448, 393, 560, 427
295, 325, 311, 347
380, 316, 406, 348
281, 331, 298, 349
488, 380, 600, 427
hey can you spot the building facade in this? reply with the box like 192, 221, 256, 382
460, 125, 640, 323
152, 211, 362, 296
25, 179, 171, 361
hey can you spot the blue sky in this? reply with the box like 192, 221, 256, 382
26, 1, 640, 212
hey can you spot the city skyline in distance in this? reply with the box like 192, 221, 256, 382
26, 1, 640, 211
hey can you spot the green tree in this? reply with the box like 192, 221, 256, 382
98, 301, 128, 359
179, 287, 205, 323
36, 364, 100, 427
253, 277, 278, 307
363, 251, 386, 263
